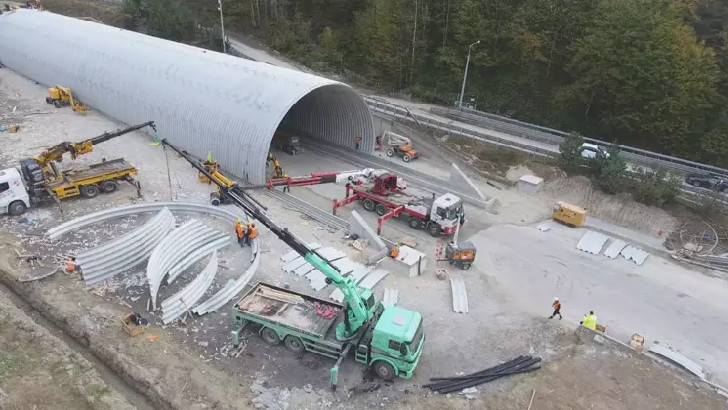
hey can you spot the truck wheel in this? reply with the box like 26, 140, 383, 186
362, 198, 375, 212
260, 327, 281, 345
81, 184, 100, 198
461, 262, 471, 270
402, 154, 411, 163
101, 180, 118, 193
53, 100, 62, 108
375, 203, 388, 216
386, 148, 395, 157
373, 361, 395, 381
45, 97, 52, 104
408, 217, 421, 229
8, 201, 27, 216
284, 336, 305, 353
427, 223, 440, 237
210, 192, 221, 206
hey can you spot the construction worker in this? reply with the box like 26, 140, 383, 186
390, 243, 400, 259
64, 257, 79, 273
248, 223, 259, 244
243, 222, 252, 246
580, 311, 597, 330
548, 297, 562, 320
355, 135, 361, 150
273, 159, 284, 179
234, 219, 245, 247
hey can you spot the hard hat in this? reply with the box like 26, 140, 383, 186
236, 219, 241, 223
247, 221, 251, 225
554, 297, 559, 301
394, 242, 399, 246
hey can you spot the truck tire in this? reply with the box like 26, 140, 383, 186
373, 361, 395, 381
53, 100, 62, 108
402, 154, 411, 163
461, 262, 471, 270
210, 192, 221, 206
427, 222, 440, 237
284, 336, 305, 353
375, 203, 388, 216
45, 97, 52, 104
386, 148, 395, 157
362, 198, 375, 212
260, 327, 281, 345
100, 180, 118, 193
81, 184, 100, 198
408, 217, 421, 229
8, 200, 27, 216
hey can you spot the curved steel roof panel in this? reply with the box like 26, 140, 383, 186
0, 10, 374, 183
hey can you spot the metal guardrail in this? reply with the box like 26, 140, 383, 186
362, 96, 557, 159
433, 105, 728, 177
363, 96, 728, 208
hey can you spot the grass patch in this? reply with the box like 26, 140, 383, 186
0, 354, 24, 382
88, 386, 111, 403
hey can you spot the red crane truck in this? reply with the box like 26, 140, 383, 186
332, 170, 465, 236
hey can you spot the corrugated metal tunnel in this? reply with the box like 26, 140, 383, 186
0, 10, 374, 183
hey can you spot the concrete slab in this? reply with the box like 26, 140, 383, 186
349, 210, 387, 250
282, 257, 307, 273
448, 163, 486, 201
577, 231, 610, 255
329, 264, 373, 302
306, 270, 329, 291
280, 242, 321, 263
316, 247, 347, 262
604, 239, 628, 259
382, 288, 398, 307
621, 245, 649, 266
293, 262, 315, 276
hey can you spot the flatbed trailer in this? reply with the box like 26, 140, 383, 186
231, 282, 424, 387
48, 158, 137, 199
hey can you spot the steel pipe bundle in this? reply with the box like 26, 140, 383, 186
425, 355, 541, 394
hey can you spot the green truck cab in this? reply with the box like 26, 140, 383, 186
231, 282, 424, 388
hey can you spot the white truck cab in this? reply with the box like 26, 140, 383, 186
0, 167, 30, 215
428, 193, 464, 234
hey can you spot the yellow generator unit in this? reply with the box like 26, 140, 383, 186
553, 201, 586, 227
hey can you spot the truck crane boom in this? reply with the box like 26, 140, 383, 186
33, 121, 156, 172
161, 139, 372, 340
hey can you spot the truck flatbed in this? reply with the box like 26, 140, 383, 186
235, 282, 344, 343
60, 158, 135, 184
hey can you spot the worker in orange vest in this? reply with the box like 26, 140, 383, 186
390, 243, 400, 259
234, 219, 245, 247
548, 297, 562, 320
248, 223, 259, 244
64, 257, 79, 273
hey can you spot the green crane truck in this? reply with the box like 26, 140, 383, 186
161, 139, 425, 389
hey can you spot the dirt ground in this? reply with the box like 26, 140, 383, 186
0, 287, 135, 410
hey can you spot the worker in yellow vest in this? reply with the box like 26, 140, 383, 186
580, 311, 597, 330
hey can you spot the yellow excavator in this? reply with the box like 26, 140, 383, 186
45, 85, 89, 114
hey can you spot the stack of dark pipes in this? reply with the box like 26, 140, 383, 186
424, 355, 541, 394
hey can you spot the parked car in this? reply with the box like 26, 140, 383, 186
685, 173, 728, 192
580, 143, 609, 159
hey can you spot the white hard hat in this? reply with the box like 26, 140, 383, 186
554, 297, 559, 301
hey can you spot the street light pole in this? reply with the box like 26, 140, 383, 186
458, 40, 480, 108
218, 0, 227, 54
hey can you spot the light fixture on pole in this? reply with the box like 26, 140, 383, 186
458, 40, 480, 108
218, 0, 227, 54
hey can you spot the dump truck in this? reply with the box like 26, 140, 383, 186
161, 139, 425, 389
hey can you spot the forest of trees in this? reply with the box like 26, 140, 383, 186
128, 0, 728, 168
